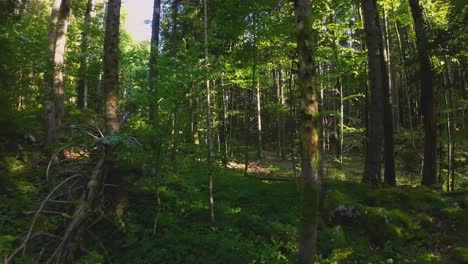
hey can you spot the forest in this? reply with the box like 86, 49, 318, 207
0, 0, 467, 263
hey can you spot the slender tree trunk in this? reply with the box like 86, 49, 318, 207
53, 0, 71, 125
256, 78, 263, 160
275, 67, 283, 159
149, 0, 162, 232
409, 0, 437, 186
103, 0, 122, 216
339, 79, 344, 168
295, 0, 320, 263
279, 67, 287, 160
77, 0, 94, 109
252, 19, 262, 160
361, 0, 385, 186
103, 0, 120, 135
220, 73, 228, 167
288, 61, 298, 179
381, 7, 396, 186
203, 0, 214, 223
243, 88, 250, 176
449, 87, 455, 191
149, 0, 161, 124
43, 0, 63, 145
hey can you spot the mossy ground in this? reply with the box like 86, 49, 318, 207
1, 114, 467, 263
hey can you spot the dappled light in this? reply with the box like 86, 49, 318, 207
0, 0, 467, 263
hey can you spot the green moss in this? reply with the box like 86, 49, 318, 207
449, 247, 468, 263
323, 189, 356, 214
329, 247, 353, 262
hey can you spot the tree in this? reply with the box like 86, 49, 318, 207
53, 0, 71, 125
361, 0, 385, 186
103, 0, 121, 136
203, 0, 215, 223
149, 0, 161, 125
295, 0, 320, 262
103, 0, 123, 216
408, 0, 437, 187
43, 0, 62, 145
77, 0, 94, 109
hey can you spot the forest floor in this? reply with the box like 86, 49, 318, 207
1, 119, 467, 263
111, 148, 468, 264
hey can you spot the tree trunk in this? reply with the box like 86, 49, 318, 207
203, 0, 214, 223
77, 0, 94, 109
243, 88, 250, 177
295, 0, 320, 263
103, 0, 121, 135
53, 0, 71, 125
279, 67, 287, 160
251, 17, 262, 160
256, 78, 263, 160
102, 0, 123, 216
361, 0, 385, 186
381, 7, 396, 186
220, 73, 228, 167
149, 0, 162, 229
149, 0, 161, 124
408, 0, 437, 186
43, 0, 62, 145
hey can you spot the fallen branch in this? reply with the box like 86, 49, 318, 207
46, 144, 85, 182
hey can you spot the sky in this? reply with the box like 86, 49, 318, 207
122, 0, 153, 41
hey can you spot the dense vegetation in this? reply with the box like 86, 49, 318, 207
0, 0, 467, 263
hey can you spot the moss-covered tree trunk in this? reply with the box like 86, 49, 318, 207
295, 0, 321, 263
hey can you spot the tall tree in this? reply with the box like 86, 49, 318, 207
361, 0, 385, 186
408, 0, 436, 186
43, 0, 62, 145
381, 8, 396, 187
53, 0, 71, 125
102, 0, 122, 216
149, 0, 161, 124
203, 0, 214, 223
149, 0, 162, 233
295, 0, 320, 263
77, 0, 94, 109
103, 0, 121, 135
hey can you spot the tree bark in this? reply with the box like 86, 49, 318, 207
243, 88, 250, 177
43, 0, 62, 145
220, 73, 228, 167
53, 0, 71, 125
295, 0, 320, 263
256, 78, 263, 160
103, 0, 121, 135
408, 0, 437, 186
381, 7, 396, 186
77, 0, 94, 109
149, 0, 161, 124
102, 0, 123, 217
203, 0, 214, 223
361, 0, 385, 186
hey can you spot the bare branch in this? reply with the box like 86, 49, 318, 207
46, 144, 85, 182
